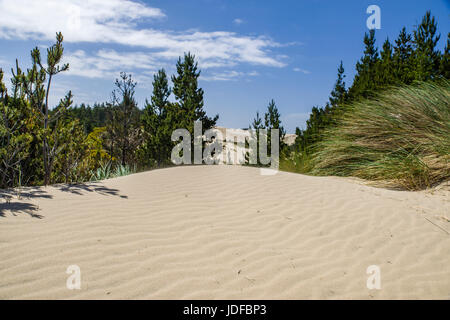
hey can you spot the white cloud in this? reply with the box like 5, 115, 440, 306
233, 18, 244, 25
201, 70, 259, 81
0, 0, 286, 72
63, 49, 159, 90
293, 67, 310, 74
65, 49, 157, 79
0, 0, 165, 42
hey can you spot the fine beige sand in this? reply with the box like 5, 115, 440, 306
0, 165, 449, 299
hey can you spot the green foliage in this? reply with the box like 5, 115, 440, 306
52, 118, 87, 184
172, 52, 219, 133
0, 70, 33, 188
10, 32, 74, 185
142, 53, 219, 166
248, 99, 286, 165
393, 27, 414, 84
378, 38, 395, 85
251, 111, 263, 130
295, 11, 449, 158
412, 11, 441, 81
286, 11, 449, 190
141, 69, 173, 167
66, 103, 109, 133
329, 61, 346, 107
349, 29, 379, 99
439, 33, 450, 79
311, 81, 450, 190
1, 36, 219, 189
280, 151, 314, 174
84, 127, 111, 168
90, 162, 112, 181
264, 99, 286, 153
105, 72, 142, 166
113, 163, 136, 178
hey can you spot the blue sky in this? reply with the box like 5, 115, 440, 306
0, 0, 449, 132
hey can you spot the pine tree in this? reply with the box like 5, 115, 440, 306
68, 103, 109, 133
378, 38, 395, 85
251, 111, 264, 130
0, 69, 33, 188
16, 32, 73, 185
393, 27, 414, 84
329, 61, 346, 107
106, 72, 141, 166
264, 99, 286, 151
439, 32, 450, 79
151, 69, 171, 116
172, 52, 218, 133
293, 11, 449, 163
413, 11, 441, 80
142, 69, 172, 166
349, 30, 379, 98
247, 111, 264, 165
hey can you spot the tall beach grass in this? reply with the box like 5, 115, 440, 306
311, 81, 450, 190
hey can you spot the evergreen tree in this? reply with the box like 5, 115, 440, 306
18, 32, 73, 185
264, 99, 286, 151
106, 72, 141, 166
67, 103, 108, 133
393, 27, 414, 83
293, 127, 302, 150
302, 107, 322, 150
349, 30, 379, 98
439, 33, 450, 79
293, 11, 448, 165
251, 111, 264, 130
378, 38, 396, 85
413, 11, 441, 80
329, 61, 347, 107
172, 52, 218, 133
142, 69, 172, 166
151, 69, 171, 116
248, 111, 264, 164
0, 69, 33, 188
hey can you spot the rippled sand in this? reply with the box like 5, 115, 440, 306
0, 166, 449, 299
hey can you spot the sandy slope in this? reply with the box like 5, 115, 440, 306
0, 166, 449, 299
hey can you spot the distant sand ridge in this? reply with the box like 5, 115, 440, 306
0, 166, 449, 299
206, 127, 296, 165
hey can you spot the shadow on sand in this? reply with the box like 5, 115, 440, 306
56, 183, 128, 198
1, 182, 127, 219
0, 188, 47, 219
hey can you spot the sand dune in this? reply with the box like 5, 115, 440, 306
0, 166, 449, 299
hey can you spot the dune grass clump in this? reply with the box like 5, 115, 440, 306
90, 163, 136, 181
280, 151, 314, 174
91, 163, 112, 181
113, 163, 136, 177
311, 81, 450, 190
